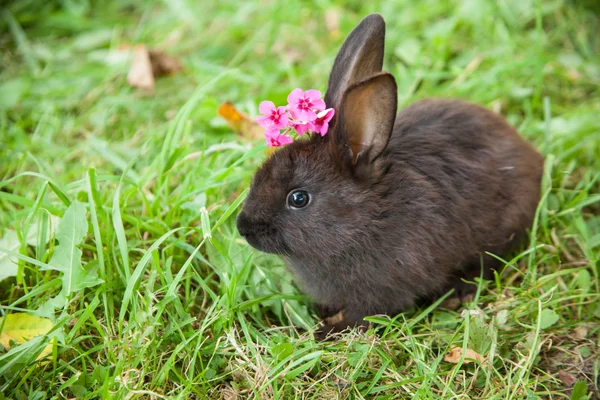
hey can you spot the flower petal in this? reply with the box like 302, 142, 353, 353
288, 108, 302, 122
273, 113, 289, 129
278, 134, 293, 145
305, 89, 322, 102
265, 126, 280, 137
319, 121, 329, 136
266, 132, 293, 146
317, 108, 335, 122
287, 88, 304, 105
259, 101, 276, 115
311, 98, 326, 111
299, 108, 317, 122
293, 121, 311, 135
257, 116, 275, 129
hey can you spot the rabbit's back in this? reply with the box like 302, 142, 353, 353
383, 98, 543, 261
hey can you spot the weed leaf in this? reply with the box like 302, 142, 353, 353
539, 309, 560, 330
40, 202, 102, 310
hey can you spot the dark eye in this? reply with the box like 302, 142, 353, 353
287, 190, 310, 209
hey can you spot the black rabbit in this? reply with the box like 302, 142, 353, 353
236, 14, 543, 338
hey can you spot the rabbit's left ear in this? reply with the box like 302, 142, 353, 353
324, 14, 386, 112
335, 73, 397, 165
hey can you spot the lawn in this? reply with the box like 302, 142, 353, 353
1, 0, 599, 398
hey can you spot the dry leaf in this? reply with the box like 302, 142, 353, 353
126, 45, 182, 91
558, 370, 577, 387
127, 45, 154, 90
325, 310, 345, 325
574, 326, 588, 339
0, 313, 53, 361
217, 102, 264, 141
149, 50, 182, 76
444, 347, 484, 364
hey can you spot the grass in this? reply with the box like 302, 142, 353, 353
0, 0, 599, 398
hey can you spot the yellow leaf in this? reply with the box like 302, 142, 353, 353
0, 313, 53, 361
444, 347, 484, 365
217, 102, 264, 141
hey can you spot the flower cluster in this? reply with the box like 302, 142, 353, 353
256, 88, 335, 147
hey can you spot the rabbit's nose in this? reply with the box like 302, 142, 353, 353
236, 212, 252, 238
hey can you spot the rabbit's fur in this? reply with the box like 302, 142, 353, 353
237, 14, 543, 338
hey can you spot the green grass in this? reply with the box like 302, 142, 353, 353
1, 0, 599, 398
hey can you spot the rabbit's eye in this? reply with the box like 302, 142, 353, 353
287, 190, 310, 209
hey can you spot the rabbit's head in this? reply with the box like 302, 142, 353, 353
237, 14, 399, 258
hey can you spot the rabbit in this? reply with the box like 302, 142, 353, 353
236, 13, 543, 339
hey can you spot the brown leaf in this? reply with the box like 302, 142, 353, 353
558, 370, 577, 387
217, 102, 264, 141
149, 50, 183, 76
444, 347, 484, 364
325, 310, 345, 325
126, 45, 182, 91
127, 45, 154, 90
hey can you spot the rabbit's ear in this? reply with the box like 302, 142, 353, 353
324, 14, 386, 111
336, 73, 397, 165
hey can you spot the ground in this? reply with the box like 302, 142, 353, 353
1, 0, 599, 398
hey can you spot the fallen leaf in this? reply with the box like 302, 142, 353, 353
217, 102, 264, 141
0, 313, 53, 361
325, 310, 345, 325
149, 49, 182, 76
444, 347, 484, 364
127, 44, 154, 90
125, 44, 183, 91
574, 326, 588, 339
558, 370, 577, 387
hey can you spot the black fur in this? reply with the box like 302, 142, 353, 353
236, 14, 543, 339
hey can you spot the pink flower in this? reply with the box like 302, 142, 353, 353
265, 129, 293, 147
287, 88, 325, 122
256, 101, 288, 131
310, 108, 335, 136
289, 120, 311, 136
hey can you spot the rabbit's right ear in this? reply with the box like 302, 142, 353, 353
335, 72, 397, 167
324, 14, 386, 112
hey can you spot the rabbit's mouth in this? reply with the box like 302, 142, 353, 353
240, 231, 290, 255
236, 212, 289, 255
